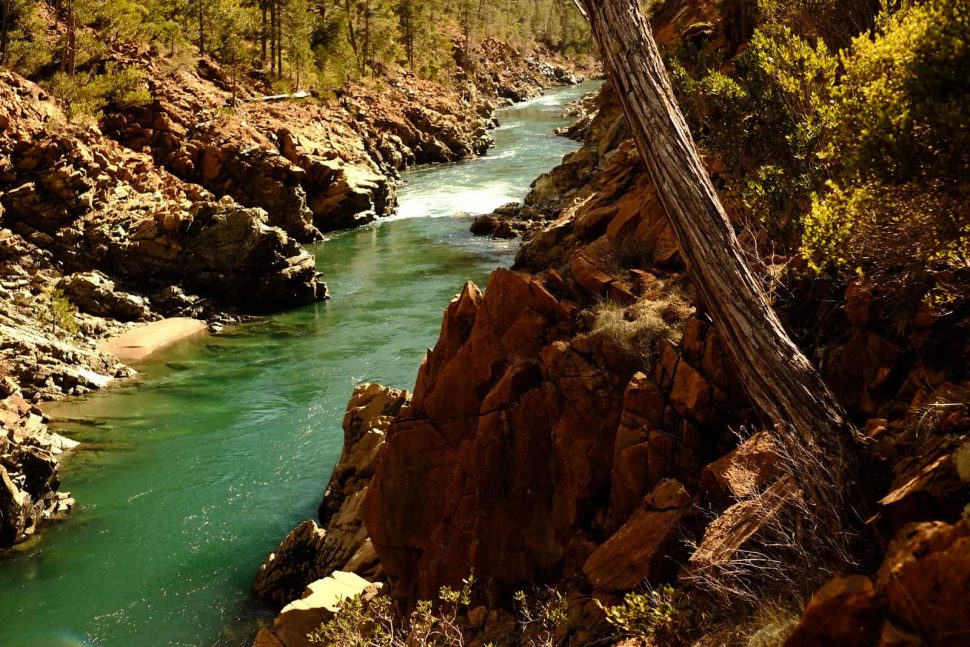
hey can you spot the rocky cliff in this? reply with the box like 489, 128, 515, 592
253, 2, 968, 645
0, 38, 594, 549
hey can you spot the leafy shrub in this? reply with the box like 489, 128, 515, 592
513, 587, 568, 647
48, 64, 152, 122
597, 584, 695, 646
37, 288, 79, 337
667, 25, 837, 245
308, 575, 477, 646
802, 0, 970, 292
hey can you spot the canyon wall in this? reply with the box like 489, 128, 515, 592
255, 2, 968, 645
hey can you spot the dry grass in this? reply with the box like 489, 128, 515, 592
589, 294, 692, 368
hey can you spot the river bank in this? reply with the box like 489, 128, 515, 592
0, 82, 599, 646
0, 38, 598, 550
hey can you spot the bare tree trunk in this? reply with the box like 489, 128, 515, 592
579, 0, 862, 512
60, 0, 76, 75
276, 0, 283, 78
1, 0, 10, 67
261, 0, 268, 67
197, 0, 205, 57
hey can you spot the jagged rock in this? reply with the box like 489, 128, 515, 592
784, 575, 883, 647
267, 572, 381, 647
253, 384, 408, 607
685, 476, 797, 583
583, 479, 697, 590
700, 431, 780, 503
876, 520, 970, 644
253, 520, 330, 608
57, 271, 152, 321
365, 270, 639, 607
0, 393, 73, 547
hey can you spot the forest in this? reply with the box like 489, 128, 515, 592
0, 0, 591, 96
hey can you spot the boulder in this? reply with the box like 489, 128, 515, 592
700, 431, 780, 503
57, 271, 151, 321
583, 479, 697, 590
784, 575, 883, 647
269, 572, 380, 647
876, 520, 970, 644
254, 384, 408, 607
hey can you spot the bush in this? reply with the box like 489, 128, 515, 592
667, 24, 837, 245
802, 0, 970, 294
47, 64, 152, 122
37, 288, 79, 338
597, 584, 696, 646
308, 575, 476, 646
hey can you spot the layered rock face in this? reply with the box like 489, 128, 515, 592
99, 41, 591, 243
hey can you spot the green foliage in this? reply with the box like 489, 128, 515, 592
667, 24, 837, 244
513, 587, 568, 647
802, 0, 970, 290
1, 0, 57, 74
597, 584, 694, 645
38, 288, 79, 338
308, 574, 477, 646
48, 63, 152, 122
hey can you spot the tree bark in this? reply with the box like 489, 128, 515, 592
198, 0, 205, 57
261, 0, 268, 67
580, 0, 862, 511
1, 0, 10, 67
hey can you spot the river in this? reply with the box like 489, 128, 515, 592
0, 80, 599, 647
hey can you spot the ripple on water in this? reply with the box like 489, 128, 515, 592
0, 80, 603, 647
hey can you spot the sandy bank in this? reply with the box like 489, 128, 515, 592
100, 318, 208, 363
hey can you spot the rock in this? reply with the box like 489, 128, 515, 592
686, 476, 797, 583
470, 213, 529, 238
700, 431, 780, 503
583, 479, 696, 590
364, 269, 632, 607
269, 572, 380, 647
253, 384, 408, 607
875, 520, 970, 644
252, 520, 330, 608
784, 575, 883, 647
57, 271, 152, 321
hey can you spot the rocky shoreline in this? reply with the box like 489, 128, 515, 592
0, 42, 597, 549
247, 3, 968, 646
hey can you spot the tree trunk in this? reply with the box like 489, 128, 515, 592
276, 0, 282, 78
579, 0, 862, 511
1, 0, 10, 67
261, 0, 268, 67
61, 0, 76, 75
270, 0, 277, 75
198, 0, 205, 57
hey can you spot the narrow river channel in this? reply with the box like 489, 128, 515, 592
0, 81, 600, 647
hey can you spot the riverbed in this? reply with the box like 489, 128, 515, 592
0, 81, 600, 647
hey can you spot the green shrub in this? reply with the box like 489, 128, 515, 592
802, 0, 970, 292
308, 575, 478, 646
513, 587, 568, 647
38, 288, 79, 338
667, 24, 837, 245
48, 64, 152, 122
597, 584, 695, 646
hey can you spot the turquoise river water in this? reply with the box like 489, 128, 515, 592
0, 81, 600, 647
